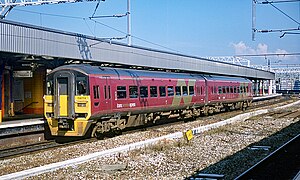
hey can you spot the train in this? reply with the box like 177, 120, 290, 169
44, 64, 253, 138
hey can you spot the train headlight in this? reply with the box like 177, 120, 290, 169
77, 103, 86, 107
47, 103, 53, 107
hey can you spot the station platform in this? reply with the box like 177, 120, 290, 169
253, 93, 282, 101
0, 118, 45, 137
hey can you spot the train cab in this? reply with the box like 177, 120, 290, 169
44, 66, 92, 136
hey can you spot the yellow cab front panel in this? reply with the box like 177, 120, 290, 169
44, 69, 92, 137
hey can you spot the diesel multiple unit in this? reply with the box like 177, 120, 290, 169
44, 64, 252, 138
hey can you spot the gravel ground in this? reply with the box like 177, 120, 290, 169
0, 98, 299, 179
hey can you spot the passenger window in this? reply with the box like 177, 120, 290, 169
218, 86, 222, 94
240, 86, 243, 93
189, 86, 194, 95
129, 86, 138, 98
117, 86, 127, 99
230, 86, 233, 93
175, 86, 181, 96
182, 86, 188, 96
140, 86, 148, 98
159, 86, 166, 97
150, 86, 158, 97
234, 86, 237, 93
226, 86, 230, 94
167, 86, 174, 96
108, 86, 111, 99
222, 86, 226, 94
93, 86, 100, 99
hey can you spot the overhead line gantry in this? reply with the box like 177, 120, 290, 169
0, 0, 101, 19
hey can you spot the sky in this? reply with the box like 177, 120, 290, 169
4, 0, 300, 66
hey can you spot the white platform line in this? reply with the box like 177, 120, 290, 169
0, 119, 44, 129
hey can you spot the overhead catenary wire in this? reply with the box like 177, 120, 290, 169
235, 52, 300, 57
12, 8, 181, 53
280, 32, 300, 37
91, 0, 101, 18
267, 1, 300, 25
252, 0, 300, 39
259, 0, 300, 4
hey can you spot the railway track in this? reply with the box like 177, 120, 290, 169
0, 138, 97, 160
0, 140, 57, 159
235, 133, 300, 179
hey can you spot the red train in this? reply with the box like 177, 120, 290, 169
44, 64, 253, 137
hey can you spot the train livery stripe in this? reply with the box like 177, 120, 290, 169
172, 79, 195, 106
184, 80, 196, 105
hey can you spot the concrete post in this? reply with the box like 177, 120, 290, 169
255, 80, 259, 96
262, 80, 266, 96
268, 80, 272, 95
259, 80, 263, 96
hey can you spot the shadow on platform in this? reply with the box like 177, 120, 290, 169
185, 120, 300, 179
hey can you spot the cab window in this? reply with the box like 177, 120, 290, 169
46, 80, 54, 95
77, 80, 87, 95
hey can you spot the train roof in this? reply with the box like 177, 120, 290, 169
49, 64, 251, 82
203, 75, 251, 83
50, 64, 204, 80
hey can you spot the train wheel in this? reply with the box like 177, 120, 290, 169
94, 132, 104, 140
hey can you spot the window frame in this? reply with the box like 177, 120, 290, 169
129, 86, 138, 98
167, 86, 174, 97
175, 86, 181, 96
159, 86, 166, 97
93, 85, 100, 99
140, 86, 148, 98
189, 86, 194, 96
150, 86, 158, 97
117, 86, 127, 99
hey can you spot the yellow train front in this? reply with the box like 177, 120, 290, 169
44, 65, 92, 137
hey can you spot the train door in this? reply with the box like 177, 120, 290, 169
54, 72, 74, 119
58, 77, 68, 116
102, 76, 112, 112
